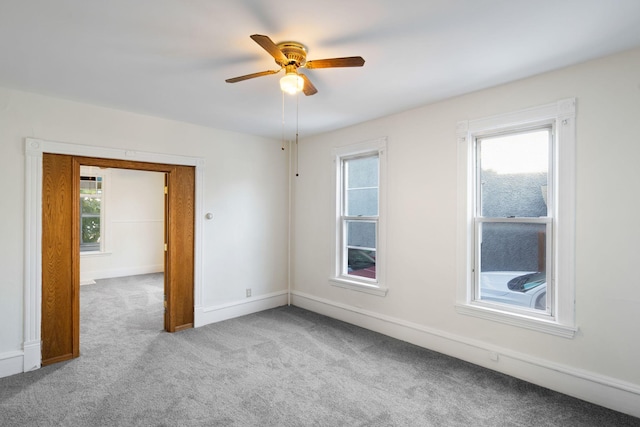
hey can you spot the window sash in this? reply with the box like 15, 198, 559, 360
341, 154, 379, 216
473, 217, 553, 317
341, 217, 378, 280
474, 125, 554, 217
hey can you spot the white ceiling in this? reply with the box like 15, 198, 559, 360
2, 0, 640, 140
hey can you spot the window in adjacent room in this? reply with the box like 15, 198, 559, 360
332, 138, 387, 296
456, 99, 576, 337
80, 168, 105, 252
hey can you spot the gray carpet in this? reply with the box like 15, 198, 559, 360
1, 273, 638, 426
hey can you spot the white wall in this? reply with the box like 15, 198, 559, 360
0, 87, 289, 374
1, 47, 639, 416
291, 48, 640, 416
80, 168, 165, 283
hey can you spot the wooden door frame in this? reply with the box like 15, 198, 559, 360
24, 138, 204, 370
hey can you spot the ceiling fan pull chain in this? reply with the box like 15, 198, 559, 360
295, 91, 299, 177
281, 90, 286, 151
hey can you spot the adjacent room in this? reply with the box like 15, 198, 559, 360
1, 1, 639, 424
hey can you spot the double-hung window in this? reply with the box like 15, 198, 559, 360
457, 99, 576, 337
332, 138, 387, 296
475, 127, 552, 313
80, 166, 108, 253
343, 154, 378, 279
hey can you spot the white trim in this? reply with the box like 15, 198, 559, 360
329, 277, 388, 296
290, 290, 640, 418
79, 264, 164, 283
26, 138, 200, 166
194, 291, 288, 326
79, 251, 113, 257
455, 99, 576, 336
455, 303, 576, 338
193, 157, 205, 313
24, 144, 42, 373
23, 137, 205, 373
332, 137, 387, 158
0, 351, 25, 378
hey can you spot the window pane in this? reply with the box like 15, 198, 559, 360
346, 220, 376, 249
346, 155, 378, 188
81, 217, 101, 244
80, 176, 102, 195
479, 130, 549, 217
348, 249, 376, 279
81, 197, 101, 215
478, 222, 547, 311
347, 188, 377, 216
345, 155, 378, 216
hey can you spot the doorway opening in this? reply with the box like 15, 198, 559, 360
79, 167, 166, 342
41, 154, 195, 366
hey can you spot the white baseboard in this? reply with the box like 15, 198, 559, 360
8, 287, 638, 418
194, 290, 288, 327
80, 264, 164, 282
1, 341, 43, 379
0, 351, 24, 379
4, 291, 287, 379
23, 340, 41, 372
291, 290, 640, 419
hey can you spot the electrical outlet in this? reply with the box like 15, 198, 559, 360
246, 288, 251, 298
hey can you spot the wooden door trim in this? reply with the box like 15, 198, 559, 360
41, 154, 77, 365
165, 165, 195, 332
71, 158, 81, 359
25, 138, 203, 370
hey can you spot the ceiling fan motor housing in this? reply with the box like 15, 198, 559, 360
276, 42, 307, 67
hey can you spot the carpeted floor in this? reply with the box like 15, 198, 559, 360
0, 273, 638, 426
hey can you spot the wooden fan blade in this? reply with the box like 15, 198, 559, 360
250, 34, 288, 63
305, 56, 365, 69
225, 69, 280, 83
299, 73, 317, 96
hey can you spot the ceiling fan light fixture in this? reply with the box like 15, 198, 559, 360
280, 73, 304, 95
226, 35, 364, 97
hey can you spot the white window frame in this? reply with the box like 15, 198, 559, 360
456, 99, 577, 338
331, 137, 388, 297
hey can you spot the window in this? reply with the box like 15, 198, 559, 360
475, 127, 551, 313
456, 99, 576, 337
343, 155, 378, 279
332, 138, 387, 296
79, 167, 107, 253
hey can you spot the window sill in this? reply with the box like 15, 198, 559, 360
455, 303, 577, 339
330, 277, 388, 297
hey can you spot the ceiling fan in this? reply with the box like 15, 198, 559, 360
225, 34, 365, 96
